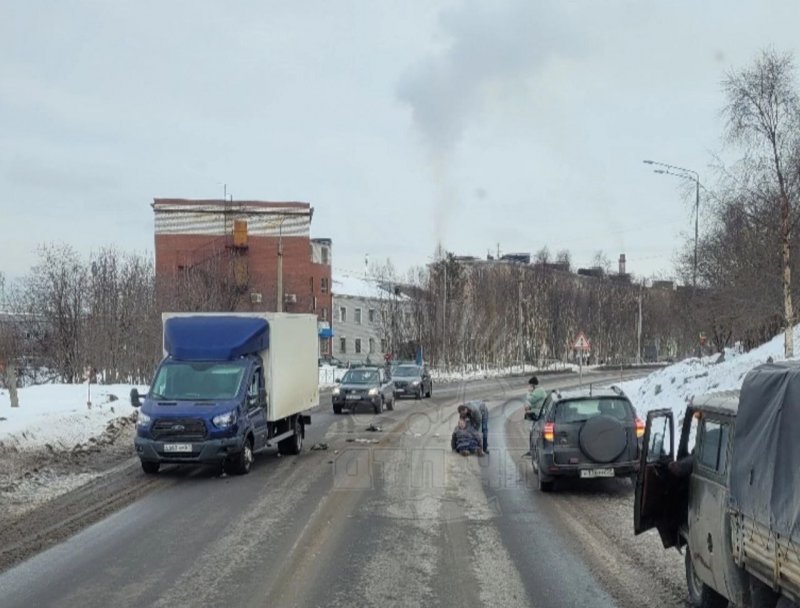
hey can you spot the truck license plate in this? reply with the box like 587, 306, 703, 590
164, 443, 192, 453
580, 468, 614, 478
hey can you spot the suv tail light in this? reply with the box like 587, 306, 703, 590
635, 417, 645, 439
543, 422, 555, 442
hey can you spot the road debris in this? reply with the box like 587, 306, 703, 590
366, 424, 383, 432
310, 442, 329, 451
346, 438, 380, 444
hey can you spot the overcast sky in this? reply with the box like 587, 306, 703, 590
2, 1, 799, 282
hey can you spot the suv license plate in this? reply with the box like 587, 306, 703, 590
580, 468, 614, 478
164, 443, 192, 453
346, 394, 361, 400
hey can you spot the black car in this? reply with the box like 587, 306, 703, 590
527, 386, 643, 492
392, 364, 433, 400
332, 366, 395, 414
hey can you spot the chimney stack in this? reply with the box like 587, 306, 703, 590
619, 253, 626, 275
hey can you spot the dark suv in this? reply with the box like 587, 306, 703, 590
392, 364, 433, 400
332, 366, 395, 414
527, 386, 644, 492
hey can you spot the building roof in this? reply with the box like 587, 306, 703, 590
152, 199, 313, 237
333, 273, 409, 301
153, 199, 311, 210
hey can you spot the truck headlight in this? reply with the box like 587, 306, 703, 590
332, 387, 341, 396
368, 388, 379, 396
411, 381, 420, 386
212, 410, 238, 429
136, 412, 152, 428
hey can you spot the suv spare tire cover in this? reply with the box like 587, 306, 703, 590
579, 416, 627, 463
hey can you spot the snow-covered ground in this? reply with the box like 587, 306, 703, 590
319, 365, 347, 386
430, 362, 578, 383
0, 383, 145, 451
618, 324, 800, 423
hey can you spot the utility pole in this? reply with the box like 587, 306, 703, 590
693, 177, 699, 289
442, 262, 447, 369
276, 220, 284, 312
518, 277, 523, 370
637, 281, 643, 365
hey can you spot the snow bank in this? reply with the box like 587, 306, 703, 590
618, 324, 800, 421
319, 365, 347, 387
0, 383, 146, 450
430, 362, 578, 383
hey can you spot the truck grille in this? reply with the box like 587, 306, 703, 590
152, 418, 208, 441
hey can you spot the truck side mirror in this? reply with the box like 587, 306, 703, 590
130, 388, 142, 408
524, 411, 537, 421
335, 378, 341, 384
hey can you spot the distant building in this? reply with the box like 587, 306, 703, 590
152, 198, 333, 354
332, 274, 415, 365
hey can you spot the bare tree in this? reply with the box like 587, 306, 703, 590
723, 49, 800, 357
534, 247, 550, 265
17, 244, 88, 383
555, 249, 572, 270
0, 314, 21, 407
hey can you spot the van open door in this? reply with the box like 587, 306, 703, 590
634, 409, 681, 548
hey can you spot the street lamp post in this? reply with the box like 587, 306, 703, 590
643, 160, 700, 288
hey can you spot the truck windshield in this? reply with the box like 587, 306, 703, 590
150, 361, 248, 400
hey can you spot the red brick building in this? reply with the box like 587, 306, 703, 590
153, 199, 333, 354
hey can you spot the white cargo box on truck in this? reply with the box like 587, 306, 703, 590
162, 312, 319, 421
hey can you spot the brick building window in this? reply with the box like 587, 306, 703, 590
380, 339, 387, 353
339, 337, 347, 353
369, 338, 375, 353
322, 308, 328, 321
313, 296, 317, 312
321, 278, 328, 293
355, 308, 362, 325
339, 306, 347, 322
368, 308, 376, 323
355, 338, 362, 354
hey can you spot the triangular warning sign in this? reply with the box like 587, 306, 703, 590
573, 332, 591, 350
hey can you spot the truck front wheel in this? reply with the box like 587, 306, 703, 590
685, 550, 727, 608
226, 437, 254, 475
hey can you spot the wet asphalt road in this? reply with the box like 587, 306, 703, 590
0, 370, 687, 608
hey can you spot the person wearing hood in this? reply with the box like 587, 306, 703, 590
526, 376, 547, 418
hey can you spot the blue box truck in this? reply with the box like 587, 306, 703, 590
131, 312, 319, 475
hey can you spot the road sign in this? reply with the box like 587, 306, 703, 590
573, 332, 591, 351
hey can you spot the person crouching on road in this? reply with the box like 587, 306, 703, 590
457, 401, 488, 455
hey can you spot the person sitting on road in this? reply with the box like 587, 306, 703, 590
451, 417, 482, 456
457, 401, 488, 454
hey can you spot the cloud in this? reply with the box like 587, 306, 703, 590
397, 0, 580, 155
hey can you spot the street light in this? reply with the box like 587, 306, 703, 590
643, 160, 701, 288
